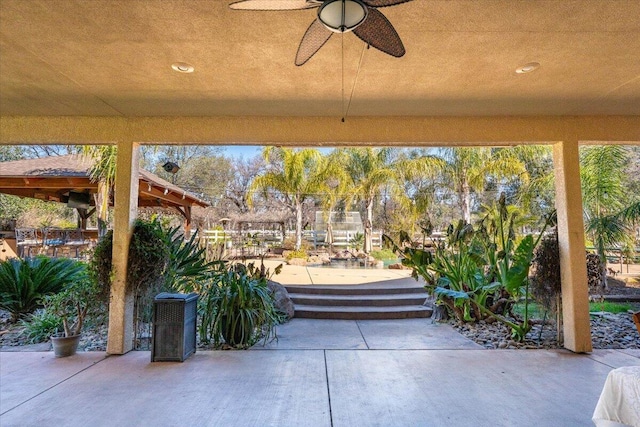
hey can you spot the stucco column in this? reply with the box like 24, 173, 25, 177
553, 140, 592, 353
107, 141, 139, 355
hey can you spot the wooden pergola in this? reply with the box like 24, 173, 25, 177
0, 154, 209, 233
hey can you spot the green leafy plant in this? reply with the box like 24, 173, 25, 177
386, 195, 553, 342
127, 219, 170, 295
20, 309, 63, 343
349, 232, 365, 251
90, 229, 113, 303
164, 226, 216, 293
202, 263, 280, 348
0, 257, 87, 322
370, 249, 397, 261
43, 276, 100, 337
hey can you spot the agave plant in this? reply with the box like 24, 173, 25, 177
0, 256, 87, 322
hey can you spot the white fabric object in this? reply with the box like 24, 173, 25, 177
593, 366, 640, 427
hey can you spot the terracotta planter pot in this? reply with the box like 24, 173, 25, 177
51, 335, 81, 358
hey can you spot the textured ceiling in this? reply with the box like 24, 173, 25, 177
1, 0, 639, 117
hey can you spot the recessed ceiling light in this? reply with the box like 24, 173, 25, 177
171, 62, 195, 73
515, 62, 540, 74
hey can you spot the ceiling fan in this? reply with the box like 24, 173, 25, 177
229, 0, 413, 66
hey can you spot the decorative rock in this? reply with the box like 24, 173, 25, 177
388, 263, 404, 270
287, 258, 307, 266
267, 280, 295, 320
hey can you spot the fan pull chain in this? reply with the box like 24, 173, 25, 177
343, 42, 367, 122
341, 33, 345, 122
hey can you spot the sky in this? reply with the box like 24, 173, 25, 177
220, 145, 335, 159
219, 145, 263, 159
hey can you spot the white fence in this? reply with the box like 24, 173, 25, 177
200, 228, 382, 255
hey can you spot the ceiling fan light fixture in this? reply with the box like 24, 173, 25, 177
318, 0, 368, 33
515, 62, 540, 74
171, 62, 195, 73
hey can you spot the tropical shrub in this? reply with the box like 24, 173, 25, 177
20, 309, 63, 343
164, 226, 216, 293
349, 232, 365, 251
387, 194, 552, 341
200, 262, 281, 348
0, 257, 86, 321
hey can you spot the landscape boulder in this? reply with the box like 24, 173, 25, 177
388, 263, 405, 270
267, 280, 295, 320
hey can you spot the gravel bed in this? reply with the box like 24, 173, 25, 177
452, 311, 640, 350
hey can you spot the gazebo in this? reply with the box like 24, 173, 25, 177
0, 154, 209, 233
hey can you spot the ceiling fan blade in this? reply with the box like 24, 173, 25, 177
362, 0, 413, 7
353, 8, 405, 57
295, 19, 333, 66
229, 0, 319, 10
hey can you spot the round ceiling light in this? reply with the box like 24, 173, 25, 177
171, 62, 195, 73
318, 0, 368, 33
515, 62, 540, 74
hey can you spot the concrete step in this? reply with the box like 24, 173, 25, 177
294, 305, 433, 320
289, 293, 429, 307
285, 284, 426, 296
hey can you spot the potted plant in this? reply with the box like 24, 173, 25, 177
44, 276, 99, 357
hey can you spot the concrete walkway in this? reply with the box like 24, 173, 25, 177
260, 259, 414, 285
2, 317, 640, 426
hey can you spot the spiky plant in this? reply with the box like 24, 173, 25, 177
0, 257, 86, 322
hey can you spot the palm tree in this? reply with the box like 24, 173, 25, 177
580, 145, 631, 288
384, 149, 445, 238
318, 150, 350, 251
438, 147, 529, 224
82, 145, 117, 237
341, 148, 399, 253
248, 147, 329, 251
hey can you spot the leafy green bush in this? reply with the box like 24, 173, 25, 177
127, 219, 170, 295
90, 229, 113, 303
20, 309, 63, 343
370, 249, 397, 261
0, 257, 87, 322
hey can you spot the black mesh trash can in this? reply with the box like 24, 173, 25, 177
151, 292, 198, 362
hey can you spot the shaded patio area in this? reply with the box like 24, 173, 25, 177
1, 318, 639, 426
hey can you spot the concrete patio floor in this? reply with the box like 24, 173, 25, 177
2, 318, 640, 427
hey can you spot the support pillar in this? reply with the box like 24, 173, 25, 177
107, 142, 139, 355
553, 140, 592, 353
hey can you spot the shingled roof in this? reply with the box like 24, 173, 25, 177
0, 155, 209, 210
